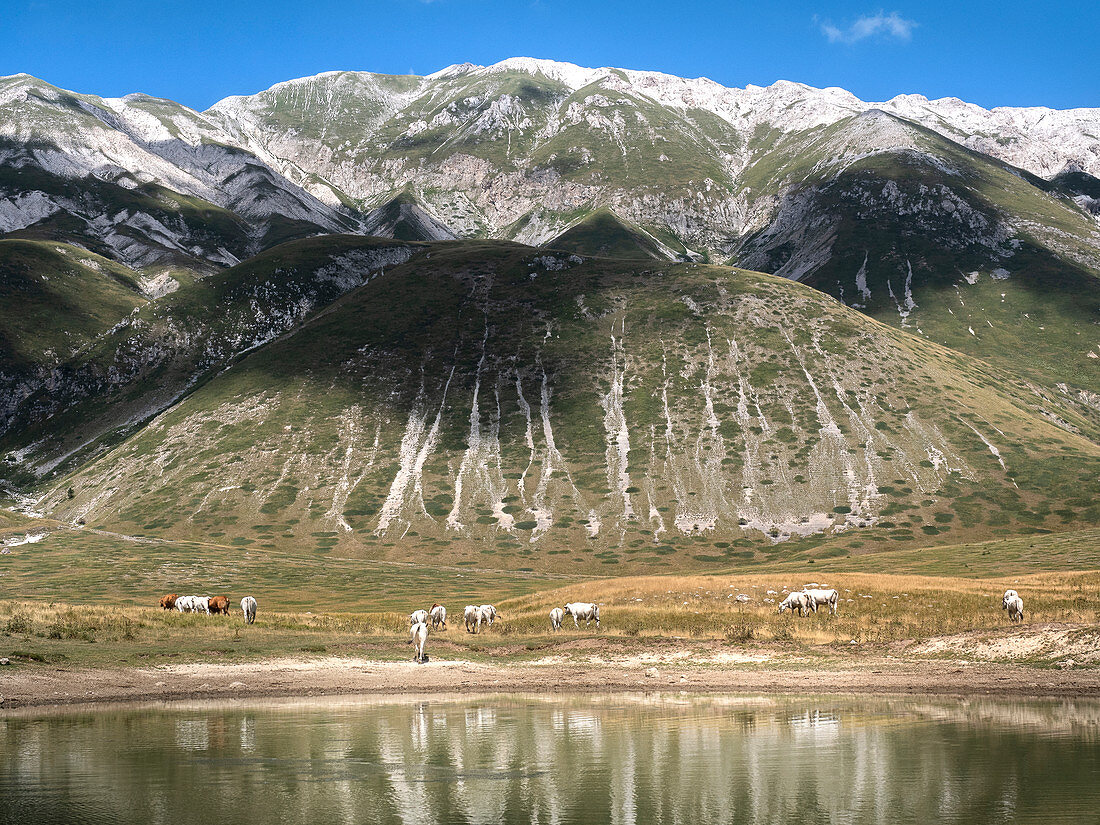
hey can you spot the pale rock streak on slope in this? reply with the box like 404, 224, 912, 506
731, 329, 771, 436
728, 334, 830, 540
887, 259, 918, 327
601, 315, 635, 529
376, 361, 459, 534
446, 328, 512, 532
487, 381, 513, 530
853, 252, 871, 307
585, 512, 602, 539
376, 382, 429, 534
324, 413, 382, 532
659, 347, 689, 529
261, 441, 303, 512
447, 323, 489, 531
855, 394, 930, 492
810, 339, 889, 515
645, 423, 667, 542
725, 336, 764, 517
529, 361, 557, 538
782, 329, 863, 516
903, 259, 917, 315
963, 420, 1014, 482
902, 413, 971, 480
514, 366, 537, 505
529, 345, 585, 541
677, 327, 724, 533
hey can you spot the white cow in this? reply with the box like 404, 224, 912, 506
549, 607, 565, 631
804, 588, 839, 616
430, 604, 447, 630
191, 595, 210, 615
464, 605, 481, 633
564, 602, 599, 629
478, 605, 500, 627
410, 621, 429, 663
241, 596, 257, 624
778, 592, 815, 617
175, 595, 195, 613
1002, 589, 1019, 610
410, 609, 429, 626
1006, 595, 1025, 623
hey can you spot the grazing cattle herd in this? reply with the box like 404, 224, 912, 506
160, 592, 258, 622
154, 584, 1030, 663
461, 604, 501, 635
778, 587, 840, 617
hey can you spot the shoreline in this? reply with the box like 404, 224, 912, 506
4, 653, 1099, 711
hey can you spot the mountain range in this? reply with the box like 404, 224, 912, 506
1, 58, 1097, 570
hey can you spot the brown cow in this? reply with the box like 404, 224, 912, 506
160, 593, 178, 610
429, 603, 447, 630
208, 595, 231, 615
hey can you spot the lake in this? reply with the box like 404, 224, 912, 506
2, 693, 1098, 824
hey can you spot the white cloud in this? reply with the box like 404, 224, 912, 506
819, 11, 917, 44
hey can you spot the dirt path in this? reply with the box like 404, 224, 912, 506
3, 642, 1098, 710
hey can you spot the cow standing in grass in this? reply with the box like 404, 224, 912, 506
803, 588, 839, 616
549, 607, 564, 631
564, 602, 599, 629
159, 594, 178, 611
208, 596, 230, 615
430, 604, 447, 630
778, 592, 814, 617
410, 621, 429, 663
479, 605, 500, 628
241, 596, 257, 624
464, 605, 480, 633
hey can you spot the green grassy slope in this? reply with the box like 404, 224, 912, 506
544, 208, 669, 260
0, 529, 567, 613
0, 235, 420, 483
35, 240, 1099, 574
752, 526, 1100, 577
0, 240, 147, 369
735, 113, 1100, 403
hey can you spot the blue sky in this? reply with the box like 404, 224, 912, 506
4, 0, 1097, 111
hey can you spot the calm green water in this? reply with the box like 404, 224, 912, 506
2, 693, 1098, 824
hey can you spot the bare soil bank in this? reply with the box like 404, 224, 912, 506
3, 633, 1098, 710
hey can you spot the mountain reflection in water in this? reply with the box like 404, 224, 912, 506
2, 694, 1098, 824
